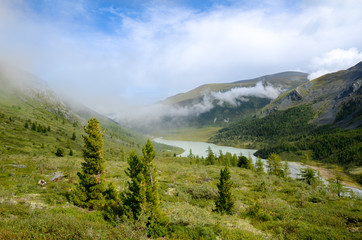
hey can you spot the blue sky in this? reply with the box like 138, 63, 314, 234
1, 0, 362, 113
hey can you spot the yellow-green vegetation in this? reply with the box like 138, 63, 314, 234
159, 126, 221, 142
1, 149, 362, 239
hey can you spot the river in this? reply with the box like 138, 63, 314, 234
153, 137, 362, 198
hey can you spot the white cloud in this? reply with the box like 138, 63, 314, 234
0, 0, 362, 113
308, 48, 362, 80
114, 81, 282, 129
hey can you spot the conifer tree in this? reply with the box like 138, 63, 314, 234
282, 160, 291, 178
206, 146, 215, 165
70, 118, 106, 209
142, 139, 163, 221
267, 153, 283, 177
255, 156, 264, 174
122, 139, 168, 237
214, 167, 234, 215
123, 151, 147, 219
237, 153, 252, 169
299, 168, 316, 185
71, 132, 76, 141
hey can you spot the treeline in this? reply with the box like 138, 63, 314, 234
187, 147, 256, 168
255, 128, 362, 167
211, 104, 361, 169
210, 105, 315, 144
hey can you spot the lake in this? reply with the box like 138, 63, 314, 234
153, 137, 362, 198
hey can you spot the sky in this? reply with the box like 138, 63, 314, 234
1, 0, 362, 114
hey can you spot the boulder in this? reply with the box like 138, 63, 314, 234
50, 171, 65, 182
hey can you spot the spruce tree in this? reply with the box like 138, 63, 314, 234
142, 139, 162, 221
267, 153, 283, 177
123, 151, 146, 219
70, 118, 106, 209
255, 156, 264, 174
214, 167, 234, 215
237, 153, 253, 169
282, 160, 290, 178
299, 168, 316, 185
206, 146, 215, 165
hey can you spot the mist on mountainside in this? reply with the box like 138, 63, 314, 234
111, 82, 284, 132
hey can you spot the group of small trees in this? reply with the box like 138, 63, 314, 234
69, 118, 167, 237
24, 119, 51, 133
266, 153, 290, 178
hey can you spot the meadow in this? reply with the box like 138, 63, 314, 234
1, 149, 361, 239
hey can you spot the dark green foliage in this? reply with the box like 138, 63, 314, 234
141, 139, 168, 236
55, 147, 64, 157
69, 118, 106, 210
103, 183, 122, 225
123, 150, 147, 220
237, 154, 253, 169
211, 105, 315, 144
256, 128, 362, 167
205, 146, 215, 165
69, 149, 73, 156
71, 132, 76, 141
299, 168, 316, 185
121, 140, 168, 237
214, 167, 234, 215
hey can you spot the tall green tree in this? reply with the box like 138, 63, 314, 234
206, 146, 215, 165
267, 153, 283, 177
123, 151, 147, 220
299, 168, 316, 185
69, 118, 106, 209
142, 139, 160, 214
122, 139, 167, 237
214, 167, 234, 215
282, 160, 291, 178
255, 156, 264, 174
237, 153, 253, 169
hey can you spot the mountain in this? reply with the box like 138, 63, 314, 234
210, 62, 362, 172
159, 71, 309, 127
164, 71, 308, 105
259, 62, 362, 128
0, 63, 144, 159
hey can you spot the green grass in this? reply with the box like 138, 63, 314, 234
1, 152, 361, 239
158, 126, 221, 142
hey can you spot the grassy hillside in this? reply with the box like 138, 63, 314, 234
1, 147, 361, 239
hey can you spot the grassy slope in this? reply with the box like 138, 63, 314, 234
1, 152, 361, 239
156, 126, 221, 142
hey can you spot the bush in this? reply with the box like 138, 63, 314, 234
55, 147, 64, 157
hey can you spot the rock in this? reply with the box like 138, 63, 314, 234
288, 89, 303, 101
8, 164, 26, 168
50, 171, 64, 182
38, 179, 46, 186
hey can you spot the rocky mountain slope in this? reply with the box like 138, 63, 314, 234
260, 62, 362, 128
